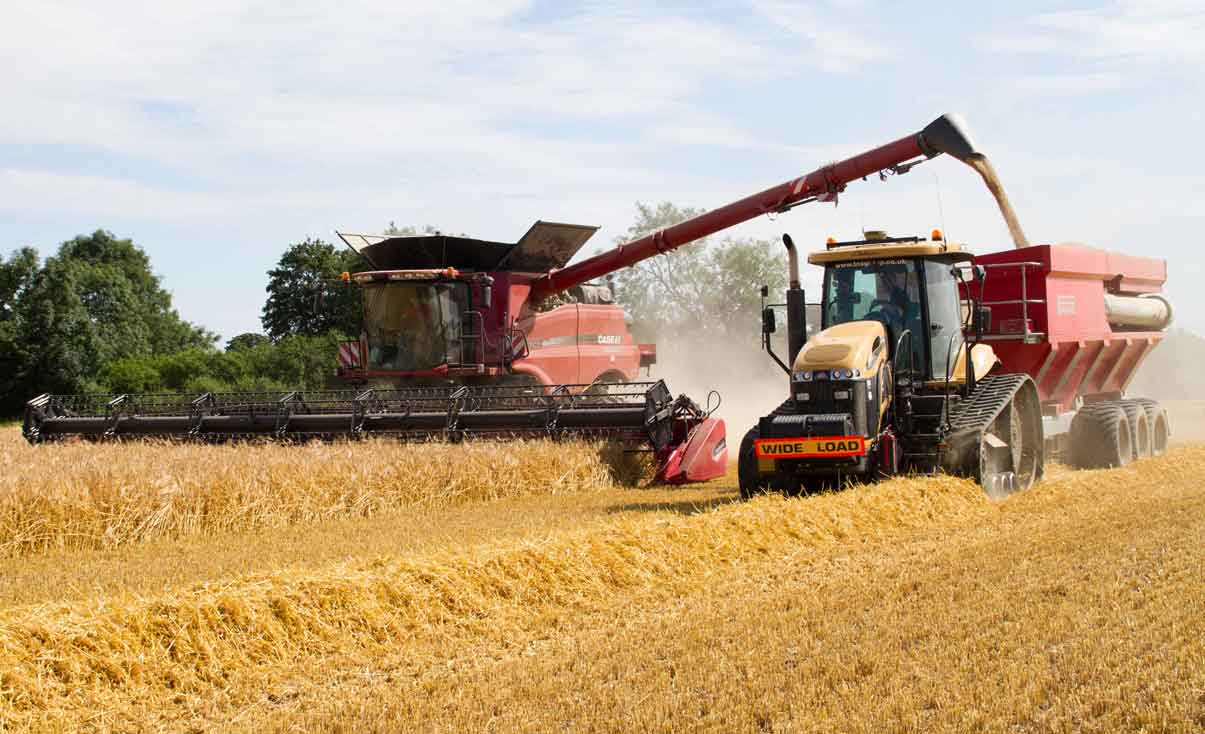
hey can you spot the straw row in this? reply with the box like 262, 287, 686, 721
0, 471, 1004, 726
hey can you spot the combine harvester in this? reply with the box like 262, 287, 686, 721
23, 223, 744, 482
739, 116, 1172, 496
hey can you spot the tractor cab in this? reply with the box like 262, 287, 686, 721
807, 231, 976, 383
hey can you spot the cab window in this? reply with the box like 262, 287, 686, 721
924, 261, 965, 380
823, 260, 923, 370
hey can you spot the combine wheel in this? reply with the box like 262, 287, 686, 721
1069, 403, 1133, 469
1111, 401, 1150, 459
737, 427, 770, 500
582, 374, 628, 404
1131, 398, 1170, 456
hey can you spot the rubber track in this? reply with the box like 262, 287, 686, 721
946, 373, 1033, 436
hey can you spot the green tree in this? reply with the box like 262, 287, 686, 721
0, 248, 40, 408
610, 202, 786, 341
226, 332, 271, 352
261, 239, 363, 340
382, 222, 440, 236
7, 231, 213, 402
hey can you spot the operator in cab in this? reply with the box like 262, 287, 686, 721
826, 260, 924, 368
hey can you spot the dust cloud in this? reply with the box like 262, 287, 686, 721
1128, 328, 1205, 441
649, 333, 791, 442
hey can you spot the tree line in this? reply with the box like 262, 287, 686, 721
1, 210, 783, 415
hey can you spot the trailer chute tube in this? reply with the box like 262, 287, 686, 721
1104, 293, 1173, 331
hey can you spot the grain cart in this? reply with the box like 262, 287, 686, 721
740, 117, 1171, 497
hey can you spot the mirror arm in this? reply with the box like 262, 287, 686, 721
761, 287, 791, 375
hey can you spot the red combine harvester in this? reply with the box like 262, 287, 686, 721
331, 223, 654, 389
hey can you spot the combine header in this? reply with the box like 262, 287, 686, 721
23, 381, 726, 484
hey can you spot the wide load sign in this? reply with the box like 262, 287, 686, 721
754, 436, 866, 459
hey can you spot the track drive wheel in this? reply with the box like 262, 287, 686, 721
1111, 400, 1150, 459
1132, 398, 1170, 456
977, 382, 1043, 497
738, 426, 770, 500
1070, 403, 1133, 469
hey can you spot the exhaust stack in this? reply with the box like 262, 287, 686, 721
782, 234, 806, 365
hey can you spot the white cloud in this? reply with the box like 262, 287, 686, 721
0, 0, 893, 240
980, 1, 1205, 63
747, 0, 888, 72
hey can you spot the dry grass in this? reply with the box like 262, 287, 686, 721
0, 444, 1201, 731
0, 430, 620, 557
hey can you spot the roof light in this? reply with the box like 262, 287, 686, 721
826, 237, 837, 245
931, 229, 944, 241
340, 271, 350, 282
443, 267, 459, 278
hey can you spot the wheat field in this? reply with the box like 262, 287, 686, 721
0, 426, 1201, 732
0, 431, 623, 557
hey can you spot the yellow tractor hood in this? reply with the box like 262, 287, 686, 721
793, 321, 887, 374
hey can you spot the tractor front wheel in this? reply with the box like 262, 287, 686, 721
737, 426, 770, 500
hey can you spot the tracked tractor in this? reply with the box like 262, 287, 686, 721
740, 118, 1172, 498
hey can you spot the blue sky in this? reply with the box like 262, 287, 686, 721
2, 0, 1202, 339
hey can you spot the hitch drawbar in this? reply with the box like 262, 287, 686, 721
22, 380, 728, 485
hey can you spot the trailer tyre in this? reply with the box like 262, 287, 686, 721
1111, 400, 1150, 459
1070, 403, 1132, 469
1132, 398, 1170, 456
738, 426, 770, 500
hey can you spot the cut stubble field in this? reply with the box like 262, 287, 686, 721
0, 426, 1201, 732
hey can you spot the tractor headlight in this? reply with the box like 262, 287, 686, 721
793, 371, 813, 382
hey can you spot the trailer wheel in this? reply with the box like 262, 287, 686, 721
1111, 401, 1150, 459
1132, 398, 1170, 456
737, 426, 770, 500
1070, 403, 1133, 469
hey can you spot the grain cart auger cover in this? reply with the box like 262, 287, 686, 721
22, 381, 727, 484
